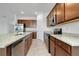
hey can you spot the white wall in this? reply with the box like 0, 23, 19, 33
46, 18, 79, 34
37, 13, 47, 41
0, 23, 8, 34
0, 18, 9, 34
60, 19, 79, 34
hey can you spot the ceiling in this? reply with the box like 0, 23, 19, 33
0, 3, 55, 22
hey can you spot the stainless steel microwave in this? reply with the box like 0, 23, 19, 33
49, 15, 57, 26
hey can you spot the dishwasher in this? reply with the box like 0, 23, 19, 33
44, 33, 50, 53
12, 39, 24, 56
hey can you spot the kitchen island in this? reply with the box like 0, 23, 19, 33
0, 32, 32, 56
45, 31, 79, 56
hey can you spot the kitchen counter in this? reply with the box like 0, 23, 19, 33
46, 32, 79, 46
0, 32, 32, 48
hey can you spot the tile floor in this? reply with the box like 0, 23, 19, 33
27, 39, 51, 56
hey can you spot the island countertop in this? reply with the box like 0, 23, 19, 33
46, 31, 79, 46
0, 32, 32, 48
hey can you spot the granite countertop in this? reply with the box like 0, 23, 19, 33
46, 32, 79, 46
0, 32, 32, 48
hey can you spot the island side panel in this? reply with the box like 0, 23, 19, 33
72, 46, 79, 56
0, 48, 6, 56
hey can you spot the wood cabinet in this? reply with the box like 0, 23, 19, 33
47, 3, 79, 25
6, 45, 12, 56
49, 36, 56, 56
32, 32, 37, 39
27, 34, 32, 50
0, 33, 32, 56
65, 3, 79, 21
24, 34, 32, 55
0, 45, 12, 56
24, 38, 28, 55
49, 35, 71, 56
55, 39, 71, 56
56, 44, 70, 56
56, 3, 65, 23
17, 20, 37, 28
18, 20, 32, 25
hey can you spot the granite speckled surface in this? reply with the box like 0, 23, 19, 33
0, 32, 32, 48
46, 32, 79, 46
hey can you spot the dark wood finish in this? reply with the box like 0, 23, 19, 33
32, 32, 37, 39
6, 45, 12, 56
65, 3, 79, 21
17, 20, 37, 28
49, 36, 56, 56
49, 35, 71, 56
24, 34, 32, 55
24, 38, 28, 55
18, 20, 32, 25
47, 3, 79, 26
56, 39, 71, 54
56, 44, 70, 56
56, 3, 65, 23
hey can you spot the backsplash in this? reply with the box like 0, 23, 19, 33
47, 18, 79, 34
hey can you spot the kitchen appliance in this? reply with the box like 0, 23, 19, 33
15, 24, 24, 34
54, 28, 62, 34
44, 33, 50, 53
49, 15, 57, 26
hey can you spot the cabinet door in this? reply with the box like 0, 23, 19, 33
24, 39, 28, 55
56, 44, 70, 56
27, 34, 32, 51
56, 3, 65, 23
50, 36, 56, 56
50, 39, 55, 56
65, 3, 79, 21
17, 20, 22, 24
6, 45, 12, 56
32, 32, 37, 39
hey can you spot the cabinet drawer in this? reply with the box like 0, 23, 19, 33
56, 39, 71, 54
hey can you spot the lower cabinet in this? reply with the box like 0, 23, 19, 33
12, 34, 32, 56
0, 33, 32, 56
49, 36, 71, 56
0, 45, 12, 56
32, 32, 37, 39
49, 36, 56, 56
6, 45, 12, 56
24, 38, 28, 55
24, 34, 32, 55
56, 44, 70, 56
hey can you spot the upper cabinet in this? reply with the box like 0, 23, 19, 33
17, 19, 37, 28
56, 3, 65, 23
47, 5, 57, 26
65, 3, 79, 21
47, 3, 79, 26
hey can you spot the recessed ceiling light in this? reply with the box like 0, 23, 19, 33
35, 12, 38, 15
21, 10, 24, 14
